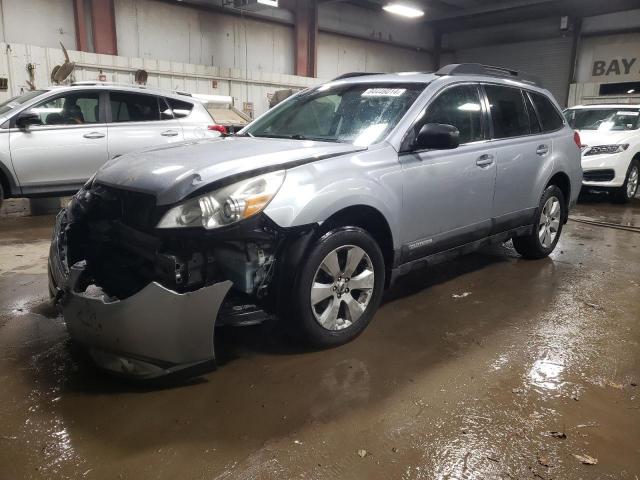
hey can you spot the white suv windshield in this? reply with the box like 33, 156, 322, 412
244, 82, 427, 145
0, 90, 48, 116
565, 108, 640, 131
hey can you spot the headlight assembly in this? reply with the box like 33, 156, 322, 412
156, 171, 286, 229
584, 144, 629, 156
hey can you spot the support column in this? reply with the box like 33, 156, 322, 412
73, 0, 89, 52
90, 0, 118, 55
295, 0, 318, 78
566, 17, 582, 107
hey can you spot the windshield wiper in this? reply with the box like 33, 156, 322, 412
252, 133, 342, 143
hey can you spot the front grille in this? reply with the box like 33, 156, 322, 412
95, 185, 157, 230
583, 169, 615, 182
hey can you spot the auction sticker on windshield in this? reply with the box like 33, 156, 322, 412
362, 88, 406, 97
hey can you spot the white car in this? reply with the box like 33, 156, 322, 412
0, 83, 224, 208
565, 104, 640, 203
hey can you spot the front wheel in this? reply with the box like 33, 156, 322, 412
286, 227, 385, 348
613, 159, 639, 204
513, 185, 566, 259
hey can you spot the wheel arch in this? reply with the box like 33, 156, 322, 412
545, 171, 571, 221
0, 163, 16, 199
320, 205, 395, 273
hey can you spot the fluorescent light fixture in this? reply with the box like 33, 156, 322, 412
383, 3, 424, 18
257, 0, 278, 6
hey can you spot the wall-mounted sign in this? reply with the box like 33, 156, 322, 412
578, 33, 640, 83
592, 58, 637, 77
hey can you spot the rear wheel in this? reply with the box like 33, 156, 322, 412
613, 159, 639, 204
513, 185, 566, 259
285, 227, 385, 347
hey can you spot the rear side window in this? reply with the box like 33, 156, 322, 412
529, 92, 564, 132
110, 92, 161, 122
166, 98, 194, 118
484, 85, 529, 139
422, 84, 483, 144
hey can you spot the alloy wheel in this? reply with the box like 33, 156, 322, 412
538, 196, 561, 249
627, 166, 639, 199
310, 245, 375, 331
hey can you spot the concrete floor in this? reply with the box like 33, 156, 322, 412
0, 195, 638, 480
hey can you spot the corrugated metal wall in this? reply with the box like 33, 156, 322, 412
452, 37, 573, 106
317, 33, 432, 79
115, 0, 296, 74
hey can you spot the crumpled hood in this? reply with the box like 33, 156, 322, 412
95, 137, 363, 205
577, 129, 634, 149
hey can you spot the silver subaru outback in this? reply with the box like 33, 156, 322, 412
48, 64, 583, 379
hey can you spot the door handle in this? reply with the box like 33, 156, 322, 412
161, 130, 179, 137
536, 145, 549, 156
83, 132, 105, 139
476, 154, 494, 168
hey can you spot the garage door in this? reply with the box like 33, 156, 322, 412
454, 37, 573, 106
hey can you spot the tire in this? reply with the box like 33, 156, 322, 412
612, 159, 639, 204
513, 185, 566, 259
0, 181, 3, 210
285, 226, 385, 348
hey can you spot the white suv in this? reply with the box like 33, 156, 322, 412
0, 83, 222, 207
565, 104, 640, 203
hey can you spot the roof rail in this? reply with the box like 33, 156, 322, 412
69, 80, 193, 97
331, 72, 384, 81
435, 63, 543, 87
71, 80, 144, 88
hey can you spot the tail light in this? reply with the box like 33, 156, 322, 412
208, 124, 227, 135
573, 131, 581, 149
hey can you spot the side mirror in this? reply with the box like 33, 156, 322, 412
414, 123, 460, 150
15, 110, 42, 130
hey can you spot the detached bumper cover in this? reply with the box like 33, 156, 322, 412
48, 210, 232, 379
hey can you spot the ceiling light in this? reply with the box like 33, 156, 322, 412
383, 3, 424, 18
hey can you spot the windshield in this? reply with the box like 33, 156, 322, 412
0, 90, 48, 117
243, 82, 427, 145
564, 108, 640, 131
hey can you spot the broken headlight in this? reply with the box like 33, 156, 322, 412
156, 171, 286, 229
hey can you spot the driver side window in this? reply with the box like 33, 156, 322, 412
419, 85, 484, 145
31, 92, 100, 126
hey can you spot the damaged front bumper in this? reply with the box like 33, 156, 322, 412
48, 210, 231, 379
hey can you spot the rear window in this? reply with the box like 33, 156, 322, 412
530, 92, 564, 132
166, 98, 194, 118
485, 85, 530, 139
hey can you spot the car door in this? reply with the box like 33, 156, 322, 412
106, 91, 184, 159
399, 83, 497, 261
9, 89, 108, 193
483, 84, 551, 231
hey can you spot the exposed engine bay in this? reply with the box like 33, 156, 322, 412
60, 182, 297, 326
